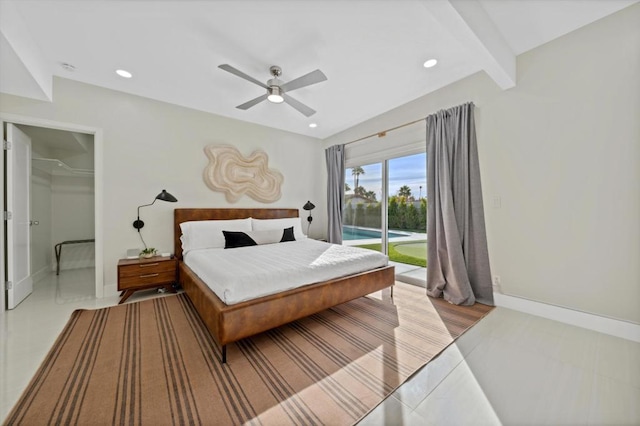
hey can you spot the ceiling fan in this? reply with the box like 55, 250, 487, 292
218, 64, 327, 117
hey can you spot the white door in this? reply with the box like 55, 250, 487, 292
6, 124, 32, 309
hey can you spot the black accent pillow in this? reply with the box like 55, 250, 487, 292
280, 226, 295, 242
223, 230, 257, 249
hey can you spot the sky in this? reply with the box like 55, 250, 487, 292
346, 152, 426, 200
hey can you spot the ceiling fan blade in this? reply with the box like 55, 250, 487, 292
236, 94, 268, 110
219, 64, 268, 89
280, 69, 327, 93
282, 94, 316, 117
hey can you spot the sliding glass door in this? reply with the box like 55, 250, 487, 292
387, 153, 427, 267
343, 152, 426, 269
343, 162, 384, 252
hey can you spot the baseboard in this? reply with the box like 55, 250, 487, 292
493, 292, 640, 343
32, 265, 52, 283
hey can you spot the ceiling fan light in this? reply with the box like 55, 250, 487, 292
267, 86, 284, 103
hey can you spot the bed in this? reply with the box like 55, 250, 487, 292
174, 208, 395, 363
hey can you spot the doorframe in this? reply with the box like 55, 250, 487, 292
1, 113, 104, 302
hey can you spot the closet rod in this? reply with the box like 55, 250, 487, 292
344, 117, 425, 146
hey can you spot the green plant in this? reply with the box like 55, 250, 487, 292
139, 247, 157, 256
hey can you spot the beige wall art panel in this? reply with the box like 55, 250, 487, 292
203, 144, 284, 203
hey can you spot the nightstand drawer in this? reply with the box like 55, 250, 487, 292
119, 270, 176, 289
119, 260, 175, 278
117, 257, 178, 303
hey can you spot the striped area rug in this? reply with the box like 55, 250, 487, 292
5, 283, 492, 425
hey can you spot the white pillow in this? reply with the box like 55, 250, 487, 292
180, 218, 251, 254
252, 217, 306, 240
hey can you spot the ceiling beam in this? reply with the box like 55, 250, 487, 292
421, 0, 516, 90
0, 1, 53, 101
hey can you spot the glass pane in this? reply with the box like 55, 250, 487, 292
343, 163, 382, 252
387, 153, 427, 267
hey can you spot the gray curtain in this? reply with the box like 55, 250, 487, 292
426, 103, 494, 306
325, 144, 345, 244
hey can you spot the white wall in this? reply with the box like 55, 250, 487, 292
0, 79, 325, 294
324, 4, 640, 324
30, 170, 95, 275
51, 175, 95, 271
30, 167, 52, 278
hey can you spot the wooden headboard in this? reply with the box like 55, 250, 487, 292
173, 208, 299, 260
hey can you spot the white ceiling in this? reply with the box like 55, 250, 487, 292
0, 0, 636, 139
18, 123, 95, 171
19, 124, 90, 156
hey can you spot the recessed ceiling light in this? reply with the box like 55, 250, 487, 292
116, 69, 133, 78
423, 59, 438, 68
309, 123, 317, 128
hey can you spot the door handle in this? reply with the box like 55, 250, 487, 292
29, 220, 40, 226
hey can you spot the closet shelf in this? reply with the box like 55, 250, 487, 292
32, 157, 94, 177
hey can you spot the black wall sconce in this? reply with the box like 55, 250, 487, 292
133, 189, 178, 248
303, 200, 315, 235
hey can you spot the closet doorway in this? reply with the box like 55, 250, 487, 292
3, 119, 101, 309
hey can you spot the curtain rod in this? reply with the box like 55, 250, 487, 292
344, 117, 425, 146
342, 101, 474, 146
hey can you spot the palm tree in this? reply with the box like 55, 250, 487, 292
352, 166, 365, 190
398, 185, 412, 198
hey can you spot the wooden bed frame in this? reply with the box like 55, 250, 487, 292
174, 208, 395, 363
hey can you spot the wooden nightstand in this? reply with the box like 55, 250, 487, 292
117, 256, 177, 304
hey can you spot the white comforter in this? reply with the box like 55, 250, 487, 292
183, 239, 388, 305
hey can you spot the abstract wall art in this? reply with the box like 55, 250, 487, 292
203, 144, 283, 203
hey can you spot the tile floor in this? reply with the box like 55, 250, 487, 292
0, 268, 169, 420
2, 269, 639, 425
360, 305, 640, 425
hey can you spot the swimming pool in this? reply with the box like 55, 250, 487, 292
342, 226, 407, 240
